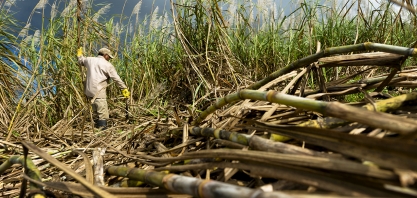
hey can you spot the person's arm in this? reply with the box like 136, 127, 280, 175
107, 63, 130, 98
107, 64, 128, 90
78, 56, 87, 66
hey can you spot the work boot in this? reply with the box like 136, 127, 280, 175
95, 120, 107, 130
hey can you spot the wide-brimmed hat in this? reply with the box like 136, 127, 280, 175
98, 48, 114, 59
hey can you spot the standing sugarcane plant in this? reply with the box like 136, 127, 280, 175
1, 0, 416, 136
0, 6, 28, 139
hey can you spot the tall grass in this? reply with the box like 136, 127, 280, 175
0, 6, 27, 137
0, 0, 416, 138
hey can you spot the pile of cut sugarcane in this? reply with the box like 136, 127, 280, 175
1, 43, 417, 198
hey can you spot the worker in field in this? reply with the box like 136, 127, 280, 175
77, 47, 130, 130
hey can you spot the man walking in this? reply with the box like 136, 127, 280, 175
77, 47, 130, 129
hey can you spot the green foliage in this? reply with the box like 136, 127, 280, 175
343, 93, 364, 103
0, 0, 416, 134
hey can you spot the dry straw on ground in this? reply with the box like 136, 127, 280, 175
2, 0, 417, 197
2, 43, 417, 197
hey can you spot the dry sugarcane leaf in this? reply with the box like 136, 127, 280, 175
71, 150, 94, 184
20, 141, 117, 198
151, 137, 204, 156
394, 169, 417, 187
180, 149, 396, 179
223, 71, 298, 129
325, 67, 375, 87
319, 52, 404, 68
245, 123, 417, 171
375, 68, 400, 92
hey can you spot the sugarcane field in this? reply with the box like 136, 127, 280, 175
2, 0, 417, 197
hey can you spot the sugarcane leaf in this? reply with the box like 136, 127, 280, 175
243, 122, 417, 171
21, 141, 117, 198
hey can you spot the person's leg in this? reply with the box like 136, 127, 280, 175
91, 98, 99, 123
92, 98, 109, 129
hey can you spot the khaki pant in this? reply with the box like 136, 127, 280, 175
91, 98, 109, 120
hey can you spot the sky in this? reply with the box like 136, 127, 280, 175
2, 0, 397, 36
5, 0, 310, 25
5, 0, 171, 30
5, 0, 391, 23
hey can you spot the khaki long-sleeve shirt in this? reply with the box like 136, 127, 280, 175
78, 55, 127, 98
